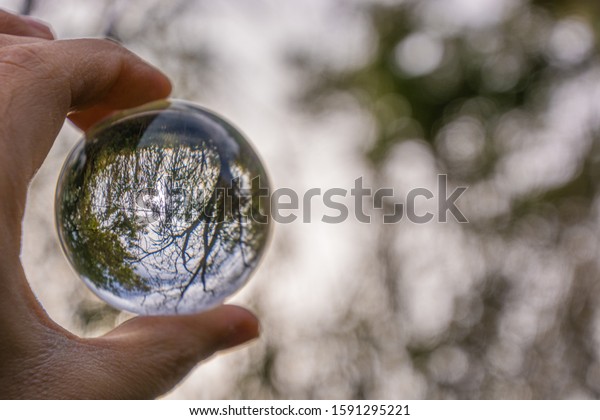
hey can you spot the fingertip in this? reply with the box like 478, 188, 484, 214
154, 70, 173, 98
20, 16, 54, 40
67, 63, 172, 131
216, 305, 260, 348
129, 58, 172, 100
102, 304, 260, 351
189, 305, 260, 350
0, 9, 54, 40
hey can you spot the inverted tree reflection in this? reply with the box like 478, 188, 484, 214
58, 109, 270, 314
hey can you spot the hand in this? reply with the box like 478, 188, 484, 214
0, 10, 259, 399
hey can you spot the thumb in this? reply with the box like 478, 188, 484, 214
90, 305, 259, 399
0, 38, 171, 192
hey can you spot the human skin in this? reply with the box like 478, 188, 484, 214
0, 10, 259, 399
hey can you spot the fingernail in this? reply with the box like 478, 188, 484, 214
21, 16, 50, 31
21, 16, 49, 32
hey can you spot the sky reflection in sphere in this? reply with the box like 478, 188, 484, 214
55, 100, 271, 315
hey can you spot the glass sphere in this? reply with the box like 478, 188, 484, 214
55, 100, 271, 315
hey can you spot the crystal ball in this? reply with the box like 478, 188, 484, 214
55, 100, 271, 315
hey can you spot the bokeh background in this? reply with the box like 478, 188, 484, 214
4, 0, 600, 399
